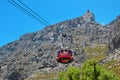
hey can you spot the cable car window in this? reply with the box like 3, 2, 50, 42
68, 50, 72, 55
57, 51, 60, 55
65, 49, 67, 52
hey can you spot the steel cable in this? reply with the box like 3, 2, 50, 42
7, 0, 50, 26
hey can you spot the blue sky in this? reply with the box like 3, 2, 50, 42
0, 0, 120, 47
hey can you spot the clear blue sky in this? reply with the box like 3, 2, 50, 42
0, 0, 120, 47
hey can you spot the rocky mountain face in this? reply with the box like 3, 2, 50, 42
107, 15, 120, 61
108, 16, 120, 51
0, 10, 120, 80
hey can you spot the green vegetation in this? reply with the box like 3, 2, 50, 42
84, 44, 120, 77
58, 59, 120, 80
84, 44, 108, 61
58, 66, 80, 80
110, 66, 120, 77
81, 59, 119, 80
104, 60, 120, 77
85, 44, 108, 54
25, 73, 55, 80
104, 60, 116, 68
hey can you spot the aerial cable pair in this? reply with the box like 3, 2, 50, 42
7, 0, 50, 26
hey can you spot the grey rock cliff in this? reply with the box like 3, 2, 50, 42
0, 11, 120, 80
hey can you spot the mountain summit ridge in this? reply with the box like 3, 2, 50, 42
83, 10, 95, 22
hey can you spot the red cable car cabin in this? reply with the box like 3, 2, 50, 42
56, 49, 74, 63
